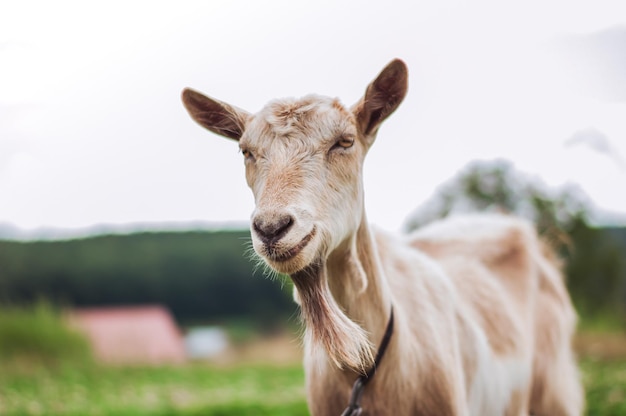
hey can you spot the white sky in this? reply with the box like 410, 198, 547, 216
1, 0, 625, 232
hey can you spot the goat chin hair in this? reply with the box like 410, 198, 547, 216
291, 264, 374, 372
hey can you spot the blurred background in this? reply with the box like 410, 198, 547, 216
1, 1, 625, 415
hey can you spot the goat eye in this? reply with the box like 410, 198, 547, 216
332, 136, 354, 150
241, 148, 255, 161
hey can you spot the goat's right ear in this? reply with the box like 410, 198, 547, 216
181, 88, 250, 141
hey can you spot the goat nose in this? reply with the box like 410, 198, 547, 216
253, 214, 294, 243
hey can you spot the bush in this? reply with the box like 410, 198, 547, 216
0, 302, 91, 367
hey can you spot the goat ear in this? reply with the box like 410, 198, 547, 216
353, 59, 408, 140
181, 88, 250, 141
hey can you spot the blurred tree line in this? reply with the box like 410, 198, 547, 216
1, 159, 624, 327
0, 231, 296, 326
405, 159, 626, 323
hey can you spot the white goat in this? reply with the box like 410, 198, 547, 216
182, 59, 584, 415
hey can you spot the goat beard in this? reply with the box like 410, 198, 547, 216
291, 264, 374, 373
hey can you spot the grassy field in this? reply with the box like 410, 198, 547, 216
0, 362, 308, 416
1, 358, 625, 415
1, 305, 625, 415
581, 359, 626, 416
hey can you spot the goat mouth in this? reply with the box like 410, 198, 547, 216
266, 227, 316, 263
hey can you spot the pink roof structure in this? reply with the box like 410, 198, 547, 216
71, 305, 186, 365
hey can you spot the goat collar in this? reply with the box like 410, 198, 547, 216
341, 306, 395, 416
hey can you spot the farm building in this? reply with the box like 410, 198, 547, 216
71, 305, 186, 365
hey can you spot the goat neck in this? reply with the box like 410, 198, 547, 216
328, 214, 393, 344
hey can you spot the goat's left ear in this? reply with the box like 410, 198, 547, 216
353, 59, 408, 143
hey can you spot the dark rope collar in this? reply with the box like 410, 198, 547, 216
341, 306, 395, 416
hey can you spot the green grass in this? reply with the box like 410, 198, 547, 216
0, 303, 307, 415
2, 358, 626, 415
0, 363, 308, 416
582, 359, 626, 416
0, 304, 625, 415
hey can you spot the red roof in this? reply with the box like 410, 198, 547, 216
71, 305, 186, 365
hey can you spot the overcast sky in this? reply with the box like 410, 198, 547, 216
1, 0, 625, 234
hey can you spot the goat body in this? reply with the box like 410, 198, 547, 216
182, 59, 583, 415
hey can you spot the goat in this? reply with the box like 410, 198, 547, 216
182, 59, 584, 415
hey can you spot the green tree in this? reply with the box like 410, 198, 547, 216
0, 230, 296, 326
403, 159, 626, 322
404, 159, 589, 234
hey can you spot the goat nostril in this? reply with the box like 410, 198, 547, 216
253, 215, 294, 242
